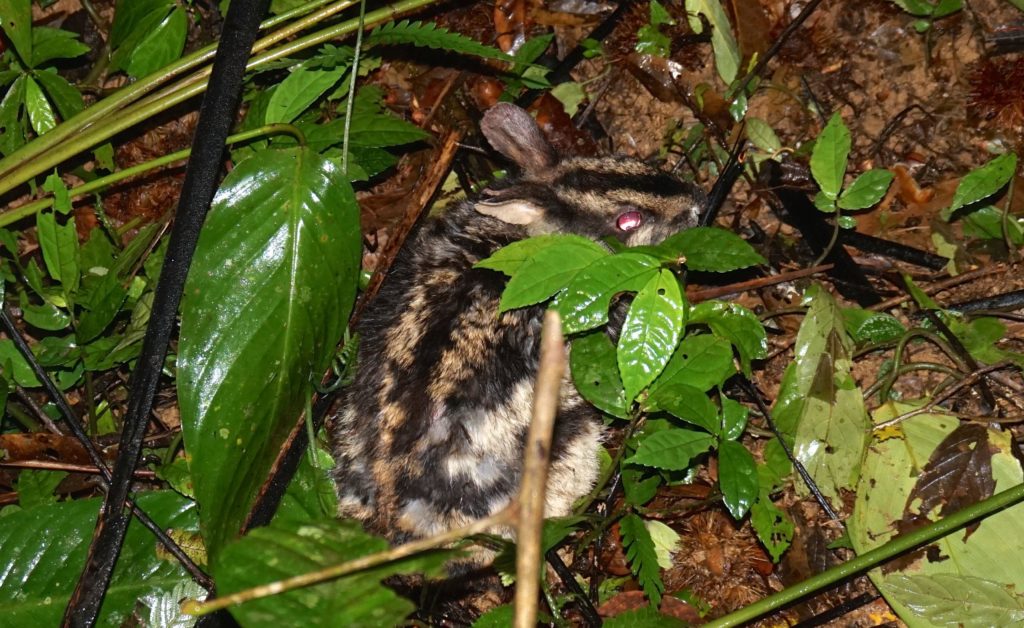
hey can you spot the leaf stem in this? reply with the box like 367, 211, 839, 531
703, 480, 1024, 627
0, 124, 305, 227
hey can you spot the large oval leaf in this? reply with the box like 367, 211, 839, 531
570, 331, 628, 418
178, 147, 361, 558
555, 252, 660, 335
617, 268, 685, 402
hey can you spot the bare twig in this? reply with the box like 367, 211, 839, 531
515, 311, 565, 628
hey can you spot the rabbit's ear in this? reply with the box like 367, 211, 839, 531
473, 197, 545, 225
480, 103, 557, 173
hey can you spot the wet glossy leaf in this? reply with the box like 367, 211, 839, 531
265, 67, 346, 125
627, 428, 715, 470
570, 331, 628, 418
556, 252, 660, 335
476, 234, 606, 276
0, 491, 195, 626
498, 237, 609, 311
842, 307, 905, 344
124, 7, 186, 79
618, 269, 686, 402
0, 76, 27, 156
20, 297, 71, 331
944, 152, 1018, 219
0, 0, 32, 64
688, 300, 766, 374
178, 147, 360, 558
110, 0, 171, 47
751, 488, 794, 562
656, 227, 764, 272
649, 334, 735, 394
216, 519, 447, 627
644, 383, 718, 433
32, 68, 84, 120
838, 169, 894, 210
24, 76, 56, 135
719, 440, 757, 519
30, 26, 89, 66
720, 394, 749, 441
0, 339, 41, 386
809, 113, 850, 200
883, 574, 1024, 626
619, 513, 664, 606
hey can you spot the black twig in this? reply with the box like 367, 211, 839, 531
0, 308, 211, 590
920, 310, 998, 413
701, 138, 746, 227
737, 377, 841, 522
949, 288, 1024, 314
546, 548, 602, 627
64, 0, 270, 624
734, 0, 828, 97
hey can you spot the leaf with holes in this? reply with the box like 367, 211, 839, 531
178, 147, 360, 558
570, 331, 628, 418
649, 334, 736, 394
0, 0, 32, 65
656, 227, 764, 272
617, 269, 686, 403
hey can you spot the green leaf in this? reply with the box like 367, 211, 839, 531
497, 236, 609, 311
842, 307, 905, 344
962, 205, 1024, 244
473, 604, 515, 627
21, 297, 71, 331
24, 76, 57, 135
476, 234, 606, 275
720, 394, 748, 440
556, 252, 660, 335
36, 210, 79, 293
944, 152, 1018, 219
809, 113, 851, 200
837, 169, 894, 210
0, 338, 41, 386
30, 26, 90, 66
627, 428, 715, 470
645, 519, 679, 569
122, 7, 187, 79
883, 573, 1024, 626
346, 112, 429, 147
178, 147, 361, 559
0, 491, 196, 626
617, 269, 686, 402
745, 117, 782, 154
215, 519, 447, 627
719, 440, 757, 519
42, 171, 71, 215
649, 334, 736, 394
644, 383, 718, 433
549, 81, 586, 117
688, 300, 767, 375
656, 227, 765, 272
76, 272, 128, 343
570, 331, 629, 418
750, 490, 794, 562
684, 0, 740, 83
347, 146, 396, 179
32, 68, 84, 120
14, 469, 67, 509
622, 463, 661, 507
782, 284, 870, 510
366, 20, 512, 63
265, 67, 346, 125
0, 0, 32, 65
635, 24, 671, 58
619, 513, 664, 606
110, 0, 172, 48
0, 76, 27, 157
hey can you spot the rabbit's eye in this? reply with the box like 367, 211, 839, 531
616, 210, 643, 232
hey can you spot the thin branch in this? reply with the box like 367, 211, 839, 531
514, 311, 566, 628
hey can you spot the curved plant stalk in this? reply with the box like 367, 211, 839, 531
703, 480, 1024, 628
0, 124, 304, 228
0, 0, 442, 198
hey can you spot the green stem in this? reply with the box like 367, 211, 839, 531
704, 481, 1024, 628
0, 124, 303, 227
0, 0, 362, 191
